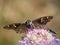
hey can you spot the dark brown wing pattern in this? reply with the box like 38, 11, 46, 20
33, 16, 53, 25
3, 23, 27, 33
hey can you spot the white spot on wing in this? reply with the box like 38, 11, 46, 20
13, 24, 16, 27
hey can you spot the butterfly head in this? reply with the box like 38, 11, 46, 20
25, 20, 32, 25
25, 20, 34, 29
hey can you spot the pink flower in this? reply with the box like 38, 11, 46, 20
18, 29, 60, 45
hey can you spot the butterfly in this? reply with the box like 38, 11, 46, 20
3, 16, 56, 34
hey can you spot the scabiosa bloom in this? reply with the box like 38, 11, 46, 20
18, 29, 60, 45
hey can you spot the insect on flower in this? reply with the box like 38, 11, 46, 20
3, 16, 56, 34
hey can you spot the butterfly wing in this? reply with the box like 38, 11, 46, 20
33, 16, 53, 25
32, 16, 53, 29
32, 16, 56, 34
3, 23, 27, 33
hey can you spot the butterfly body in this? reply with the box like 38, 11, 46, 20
3, 16, 56, 34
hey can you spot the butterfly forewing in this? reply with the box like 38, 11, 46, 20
3, 23, 27, 33
33, 16, 53, 25
3, 23, 21, 29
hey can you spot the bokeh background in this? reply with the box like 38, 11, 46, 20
0, 0, 60, 45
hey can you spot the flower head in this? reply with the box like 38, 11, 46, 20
18, 29, 60, 45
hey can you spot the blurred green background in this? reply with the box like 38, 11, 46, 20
0, 0, 60, 45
